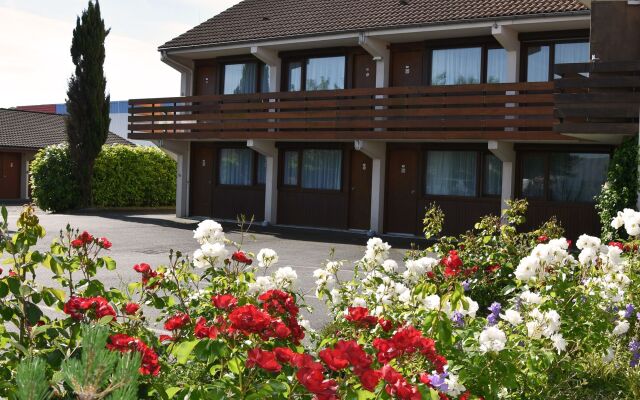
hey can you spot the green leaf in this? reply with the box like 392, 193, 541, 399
102, 256, 117, 271
165, 387, 181, 398
98, 315, 114, 325
1, 206, 7, 223
227, 357, 243, 375
173, 340, 199, 364
429, 388, 440, 400
24, 302, 43, 325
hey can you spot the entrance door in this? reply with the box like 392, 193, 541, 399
190, 144, 214, 216
353, 54, 376, 89
386, 148, 418, 234
349, 150, 372, 230
0, 152, 21, 199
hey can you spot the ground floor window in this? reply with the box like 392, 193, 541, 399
520, 152, 609, 203
281, 148, 342, 191
218, 148, 265, 186
424, 150, 501, 197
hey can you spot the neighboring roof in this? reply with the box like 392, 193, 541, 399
160, 0, 589, 50
0, 108, 132, 150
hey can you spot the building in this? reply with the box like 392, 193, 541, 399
128, 0, 640, 240
0, 108, 131, 200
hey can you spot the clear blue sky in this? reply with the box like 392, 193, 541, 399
0, 0, 243, 108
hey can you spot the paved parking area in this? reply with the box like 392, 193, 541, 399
2, 205, 421, 329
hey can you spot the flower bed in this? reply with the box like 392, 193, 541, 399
0, 202, 638, 399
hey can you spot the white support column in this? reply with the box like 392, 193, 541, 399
358, 34, 390, 88
157, 140, 190, 218
355, 140, 386, 235
251, 46, 281, 92
491, 25, 520, 83
248, 140, 278, 226
488, 141, 516, 217
20, 151, 34, 200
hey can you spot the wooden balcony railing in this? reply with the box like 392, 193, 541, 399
128, 82, 558, 141
555, 61, 640, 136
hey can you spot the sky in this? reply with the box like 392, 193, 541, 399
0, 0, 243, 108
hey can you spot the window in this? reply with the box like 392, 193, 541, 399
526, 45, 550, 82
487, 48, 508, 83
219, 148, 254, 186
223, 63, 258, 94
283, 151, 299, 185
301, 149, 342, 190
524, 40, 589, 82
260, 65, 271, 93
549, 153, 609, 202
520, 152, 609, 203
431, 47, 482, 85
425, 151, 478, 197
483, 154, 503, 196
286, 56, 346, 91
257, 154, 267, 184
554, 42, 590, 65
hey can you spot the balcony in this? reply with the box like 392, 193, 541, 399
128, 82, 560, 141
555, 61, 640, 137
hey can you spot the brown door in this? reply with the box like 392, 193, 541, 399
353, 54, 376, 88
194, 65, 218, 96
0, 152, 21, 199
391, 50, 424, 87
386, 148, 419, 234
349, 150, 372, 230
190, 144, 214, 216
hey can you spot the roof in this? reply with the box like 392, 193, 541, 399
160, 0, 589, 50
0, 108, 132, 150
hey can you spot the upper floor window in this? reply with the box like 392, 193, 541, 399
430, 46, 508, 85
222, 62, 270, 94
525, 40, 589, 82
286, 56, 346, 91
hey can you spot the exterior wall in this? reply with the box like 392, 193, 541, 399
0, 151, 23, 200
591, 1, 640, 62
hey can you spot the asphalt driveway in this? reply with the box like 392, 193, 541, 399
2, 205, 421, 329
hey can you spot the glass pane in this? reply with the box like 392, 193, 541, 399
288, 62, 302, 91
487, 48, 508, 83
521, 154, 545, 198
431, 47, 482, 85
223, 63, 257, 94
526, 45, 550, 82
483, 154, 503, 196
425, 151, 477, 196
306, 56, 345, 90
260, 64, 270, 92
219, 148, 253, 186
554, 41, 590, 79
550, 153, 609, 202
301, 149, 342, 190
283, 151, 298, 185
257, 154, 266, 184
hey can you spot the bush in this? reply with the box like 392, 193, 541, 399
30, 144, 176, 211
596, 137, 639, 240
92, 145, 176, 208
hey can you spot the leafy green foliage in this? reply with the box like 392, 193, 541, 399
596, 137, 639, 240
30, 144, 176, 212
66, 0, 111, 207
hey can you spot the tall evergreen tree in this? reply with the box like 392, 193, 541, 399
66, 0, 110, 207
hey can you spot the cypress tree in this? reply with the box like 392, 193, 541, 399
66, 0, 110, 208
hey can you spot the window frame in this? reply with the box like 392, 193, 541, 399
283, 54, 348, 92
278, 145, 344, 193
219, 60, 269, 95
216, 146, 265, 188
520, 36, 590, 83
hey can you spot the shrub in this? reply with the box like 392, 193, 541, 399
30, 144, 176, 211
596, 137, 639, 240
92, 145, 176, 208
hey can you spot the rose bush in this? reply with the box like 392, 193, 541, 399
0, 203, 639, 399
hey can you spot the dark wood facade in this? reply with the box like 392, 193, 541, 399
0, 152, 21, 199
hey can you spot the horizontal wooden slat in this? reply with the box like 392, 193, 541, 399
555, 123, 639, 135
555, 76, 640, 89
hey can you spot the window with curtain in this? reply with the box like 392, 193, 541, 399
554, 41, 590, 79
257, 154, 266, 184
223, 63, 257, 94
306, 56, 345, 90
260, 64, 271, 93
487, 48, 508, 83
301, 149, 342, 190
483, 154, 503, 196
549, 153, 609, 202
526, 45, 550, 82
283, 151, 299, 185
288, 62, 302, 91
431, 47, 482, 85
425, 151, 477, 196
219, 148, 253, 186
521, 154, 546, 198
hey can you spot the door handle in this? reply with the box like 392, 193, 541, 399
351, 186, 356, 191
410, 189, 416, 195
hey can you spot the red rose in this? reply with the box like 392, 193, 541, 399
228, 304, 272, 334
133, 263, 151, 274
378, 318, 394, 332
247, 348, 281, 372
211, 294, 238, 310
71, 239, 84, 248
107, 334, 160, 376
273, 321, 292, 339
273, 347, 295, 363
319, 347, 350, 371
537, 235, 549, 243
296, 365, 337, 397
77, 231, 94, 245
442, 250, 463, 278
485, 264, 501, 274
159, 334, 174, 343
359, 369, 382, 391
164, 313, 190, 331
345, 307, 378, 326
64, 296, 115, 320
98, 237, 112, 249
609, 241, 624, 251
124, 303, 140, 315
8, 270, 17, 277
232, 251, 252, 265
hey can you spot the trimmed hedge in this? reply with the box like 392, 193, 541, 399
30, 144, 176, 212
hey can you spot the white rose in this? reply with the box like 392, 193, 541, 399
274, 266, 298, 289
479, 326, 507, 353
500, 309, 523, 326
612, 320, 630, 336
256, 248, 278, 268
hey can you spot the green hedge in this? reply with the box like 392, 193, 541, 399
30, 144, 176, 212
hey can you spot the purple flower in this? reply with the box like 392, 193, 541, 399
462, 280, 471, 292
428, 372, 449, 392
630, 340, 640, 368
637, 312, 640, 322
488, 302, 502, 316
451, 311, 464, 327
625, 304, 635, 319
487, 313, 499, 326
